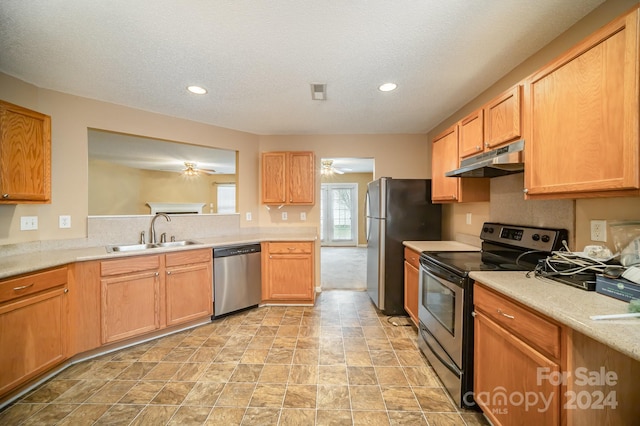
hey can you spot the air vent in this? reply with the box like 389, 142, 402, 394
310, 83, 327, 100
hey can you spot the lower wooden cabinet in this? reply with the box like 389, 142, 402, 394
165, 249, 213, 326
0, 267, 68, 397
403, 247, 420, 325
474, 284, 562, 426
262, 241, 315, 303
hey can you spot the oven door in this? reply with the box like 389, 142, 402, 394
418, 258, 465, 368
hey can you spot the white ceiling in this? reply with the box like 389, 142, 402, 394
0, 0, 605, 135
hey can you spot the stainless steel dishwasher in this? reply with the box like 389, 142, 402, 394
212, 243, 262, 319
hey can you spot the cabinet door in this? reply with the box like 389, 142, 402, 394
265, 254, 313, 301
484, 85, 522, 149
0, 288, 67, 396
474, 312, 560, 426
459, 109, 484, 159
403, 261, 419, 326
431, 124, 460, 202
524, 10, 640, 198
0, 100, 51, 203
262, 152, 287, 204
101, 271, 160, 343
165, 262, 213, 326
288, 151, 315, 204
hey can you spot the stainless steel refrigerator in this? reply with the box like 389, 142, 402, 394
366, 177, 442, 315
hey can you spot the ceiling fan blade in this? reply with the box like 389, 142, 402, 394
334, 168, 345, 174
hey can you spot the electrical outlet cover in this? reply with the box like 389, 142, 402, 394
590, 220, 607, 242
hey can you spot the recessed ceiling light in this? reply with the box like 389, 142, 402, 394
378, 83, 397, 92
187, 85, 207, 95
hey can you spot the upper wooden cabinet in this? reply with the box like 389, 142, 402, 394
0, 100, 51, 204
262, 151, 315, 205
459, 84, 522, 161
524, 8, 640, 199
432, 124, 489, 203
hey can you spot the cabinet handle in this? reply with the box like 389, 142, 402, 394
269, 255, 273, 259
476, 145, 481, 151
288, 247, 296, 251
13, 283, 34, 291
64, 288, 69, 294
485, 142, 490, 148
523, 188, 529, 194
167, 271, 171, 275
155, 272, 159, 277
2, 194, 8, 198
497, 309, 515, 319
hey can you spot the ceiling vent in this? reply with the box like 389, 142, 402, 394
310, 83, 327, 101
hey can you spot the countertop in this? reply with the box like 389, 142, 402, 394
471, 271, 640, 362
403, 240, 480, 252
0, 232, 317, 280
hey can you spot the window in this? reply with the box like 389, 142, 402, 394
216, 184, 236, 213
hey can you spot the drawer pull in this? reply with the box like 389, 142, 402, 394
288, 247, 296, 251
13, 283, 34, 291
497, 309, 515, 319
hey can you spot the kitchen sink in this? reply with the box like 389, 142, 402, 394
106, 240, 202, 253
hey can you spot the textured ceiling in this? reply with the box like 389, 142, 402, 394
0, 0, 605, 135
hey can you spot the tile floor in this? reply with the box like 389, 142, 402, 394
0, 291, 488, 425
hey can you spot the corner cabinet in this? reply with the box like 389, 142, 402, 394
0, 267, 68, 397
403, 247, 420, 326
0, 100, 52, 204
473, 284, 563, 426
524, 8, 640, 199
262, 151, 315, 205
261, 241, 315, 304
431, 124, 489, 203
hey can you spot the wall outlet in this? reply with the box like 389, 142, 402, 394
20, 216, 38, 231
246, 212, 252, 221
282, 212, 288, 221
59, 215, 71, 228
300, 212, 306, 221
466, 213, 472, 225
590, 220, 607, 242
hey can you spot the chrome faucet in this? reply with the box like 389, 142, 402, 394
150, 213, 171, 244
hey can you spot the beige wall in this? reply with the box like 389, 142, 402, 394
432, 0, 640, 249
321, 172, 373, 246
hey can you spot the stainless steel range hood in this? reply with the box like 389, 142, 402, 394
445, 139, 524, 178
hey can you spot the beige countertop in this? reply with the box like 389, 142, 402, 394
403, 240, 480, 252
0, 232, 317, 280
470, 270, 640, 362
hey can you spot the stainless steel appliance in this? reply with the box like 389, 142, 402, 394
366, 177, 442, 315
418, 223, 568, 408
446, 139, 524, 178
213, 243, 261, 318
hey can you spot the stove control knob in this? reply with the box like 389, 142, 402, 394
483, 226, 494, 233
532, 234, 540, 241
541, 235, 551, 243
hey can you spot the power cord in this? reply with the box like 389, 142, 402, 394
531, 240, 619, 279
386, 315, 412, 327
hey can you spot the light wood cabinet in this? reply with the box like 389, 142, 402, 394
403, 247, 420, 326
474, 284, 562, 426
431, 124, 489, 203
0, 267, 68, 397
459, 109, 485, 159
524, 8, 640, 199
262, 151, 315, 205
484, 84, 522, 149
262, 241, 315, 304
0, 100, 51, 204
165, 249, 213, 326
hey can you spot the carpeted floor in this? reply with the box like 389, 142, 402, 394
320, 247, 367, 291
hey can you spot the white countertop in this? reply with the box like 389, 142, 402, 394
403, 240, 480, 253
471, 270, 640, 362
0, 232, 317, 280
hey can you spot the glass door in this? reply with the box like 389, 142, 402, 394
321, 183, 357, 246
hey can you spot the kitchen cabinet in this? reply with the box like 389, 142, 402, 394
99, 249, 213, 344
403, 247, 420, 326
473, 284, 562, 426
431, 124, 489, 203
261, 241, 315, 304
0, 267, 68, 397
0, 100, 51, 204
262, 151, 315, 205
165, 249, 212, 326
459, 109, 485, 159
524, 8, 640, 199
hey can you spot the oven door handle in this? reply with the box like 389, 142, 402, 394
419, 324, 461, 378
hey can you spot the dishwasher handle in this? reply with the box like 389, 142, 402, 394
213, 243, 261, 258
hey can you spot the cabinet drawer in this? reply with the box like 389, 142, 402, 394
267, 242, 313, 254
165, 248, 212, 267
474, 284, 560, 359
101, 255, 160, 277
404, 247, 420, 269
0, 267, 67, 304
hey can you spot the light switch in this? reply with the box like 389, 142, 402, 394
282, 212, 288, 220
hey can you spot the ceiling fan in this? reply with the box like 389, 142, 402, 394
182, 162, 217, 176
321, 159, 351, 175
